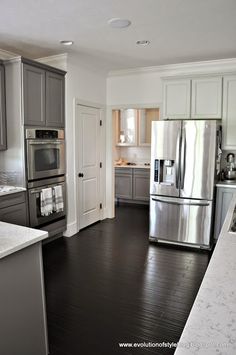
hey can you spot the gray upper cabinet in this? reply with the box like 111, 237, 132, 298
23, 64, 46, 126
46, 71, 65, 127
23, 62, 65, 127
0, 64, 7, 150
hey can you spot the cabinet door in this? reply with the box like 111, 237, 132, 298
23, 64, 45, 126
0, 202, 28, 226
191, 76, 222, 119
162, 79, 191, 119
133, 169, 150, 201
0, 65, 6, 150
46, 71, 65, 127
222, 75, 236, 149
214, 187, 234, 239
115, 109, 137, 146
138, 108, 159, 146
115, 169, 133, 199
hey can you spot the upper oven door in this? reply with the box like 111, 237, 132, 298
27, 140, 65, 180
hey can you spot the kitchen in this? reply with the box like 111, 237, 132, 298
0, 1, 236, 354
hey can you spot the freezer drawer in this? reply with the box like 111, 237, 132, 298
149, 196, 213, 247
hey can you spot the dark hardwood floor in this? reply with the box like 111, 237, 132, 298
43, 204, 211, 355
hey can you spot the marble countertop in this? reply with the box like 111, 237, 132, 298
216, 181, 236, 189
175, 193, 236, 355
0, 185, 26, 196
114, 164, 150, 169
0, 222, 48, 259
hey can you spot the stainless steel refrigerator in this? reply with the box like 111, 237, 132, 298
149, 120, 221, 249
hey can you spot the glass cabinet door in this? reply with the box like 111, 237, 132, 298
138, 108, 159, 146
116, 109, 137, 146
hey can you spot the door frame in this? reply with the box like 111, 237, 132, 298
106, 102, 162, 219
74, 98, 105, 231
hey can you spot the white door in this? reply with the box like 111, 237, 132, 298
76, 104, 101, 229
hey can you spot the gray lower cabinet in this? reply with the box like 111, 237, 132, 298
115, 168, 150, 203
133, 169, 150, 201
214, 186, 235, 239
23, 62, 65, 128
0, 191, 28, 226
115, 168, 133, 199
0, 242, 48, 355
0, 63, 7, 150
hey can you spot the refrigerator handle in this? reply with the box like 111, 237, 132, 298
180, 127, 186, 189
151, 197, 210, 207
175, 132, 181, 188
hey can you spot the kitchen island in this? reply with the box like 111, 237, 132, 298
0, 222, 49, 355
175, 193, 236, 354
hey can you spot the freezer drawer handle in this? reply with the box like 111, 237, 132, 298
151, 198, 209, 207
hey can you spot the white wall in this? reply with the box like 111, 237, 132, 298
65, 55, 107, 236
38, 54, 107, 237
107, 71, 162, 106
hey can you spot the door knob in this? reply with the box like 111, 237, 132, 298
78, 173, 84, 177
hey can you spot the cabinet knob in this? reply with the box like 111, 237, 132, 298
78, 173, 84, 178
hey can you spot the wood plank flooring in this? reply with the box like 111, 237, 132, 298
43, 204, 211, 355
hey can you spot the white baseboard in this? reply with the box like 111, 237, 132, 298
63, 221, 78, 237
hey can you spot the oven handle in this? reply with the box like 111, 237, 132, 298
28, 141, 64, 145
30, 183, 64, 194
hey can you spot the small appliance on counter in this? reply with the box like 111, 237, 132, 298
224, 153, 236, 181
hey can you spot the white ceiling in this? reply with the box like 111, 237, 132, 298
1, 0, 236, 72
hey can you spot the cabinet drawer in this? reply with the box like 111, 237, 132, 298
115, 168, 132, 174
0, 192, 26, 209
133, 168, 150, 177
0, 202, 27, 226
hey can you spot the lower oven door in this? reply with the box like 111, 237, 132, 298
28, 181, 66, 227
27, 140, 65, 181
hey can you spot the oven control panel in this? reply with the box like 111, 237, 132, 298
26, 128, 64, 140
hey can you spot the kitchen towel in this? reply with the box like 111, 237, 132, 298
40, 187, 53, 216
53, 185, 64, 213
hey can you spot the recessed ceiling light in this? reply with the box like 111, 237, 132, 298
136, 40, 150, 46
108, 18, 131, 29
60, 40, 74, 46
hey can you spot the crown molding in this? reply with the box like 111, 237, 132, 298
37, 53, 68, 71
108, 58, 236, 77
0, 49, 19, 60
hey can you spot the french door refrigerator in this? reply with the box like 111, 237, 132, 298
149, 120, 220, 249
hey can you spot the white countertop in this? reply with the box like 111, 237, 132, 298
175, 193, 236, 355
216, 181, 236, 189
0, 222, 48, 259
0, 185, 26, 196
114, 164, 150, 169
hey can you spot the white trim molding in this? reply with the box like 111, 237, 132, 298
37, 53, 68, 71
63, 221, 78, 238
0, 48, 19, 60
108, 58, 236, 78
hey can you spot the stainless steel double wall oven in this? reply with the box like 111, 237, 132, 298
26, 128, 66, 236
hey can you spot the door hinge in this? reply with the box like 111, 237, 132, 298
100, 120, 102, 126
100, 203, 103, 209
100, 162, 102, 168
